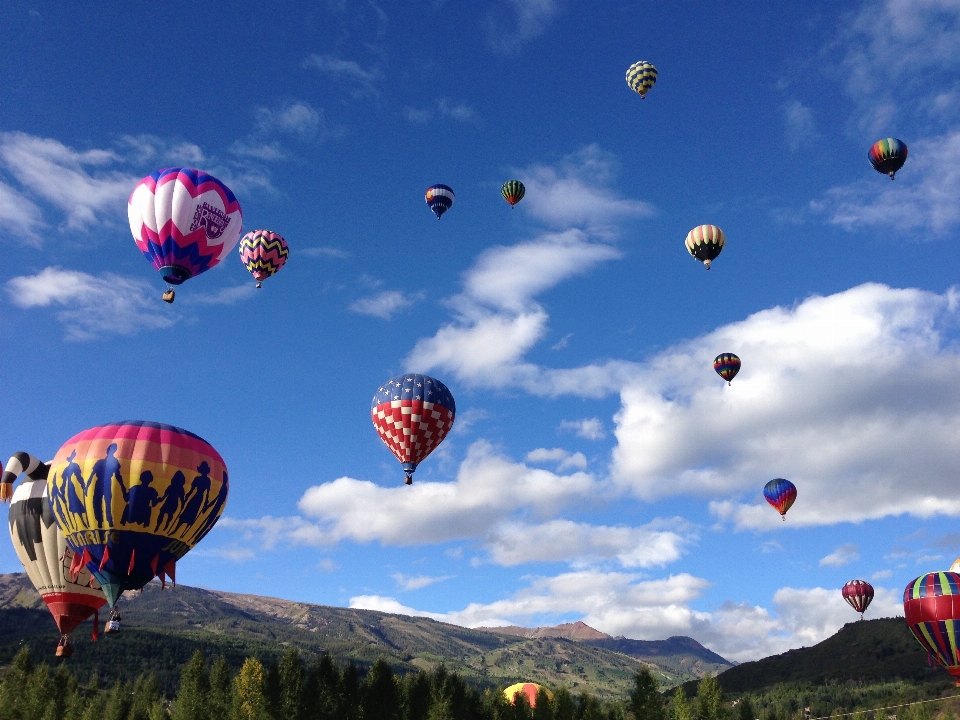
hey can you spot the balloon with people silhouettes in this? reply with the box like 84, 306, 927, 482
4, 453, 107, 657
44, 421, 229, 625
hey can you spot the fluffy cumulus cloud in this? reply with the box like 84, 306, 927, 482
0, 132, 136, 231
820, 543, 860, 567
813, 131, 960, 235
351, 572, 903, 662
255, 102, 324, 139
6, 267, 175, 341
611, 282, 960, 528
525, 447, 587, 470
484, 0, 559, 55
349, 290, 421, 320
559, 417, 606, 440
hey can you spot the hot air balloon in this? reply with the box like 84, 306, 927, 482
951, 558, 960, 572
685, 225, 725, 270
842, 580, 874, 620
763, 478, 796, 520
425, 184, 455, 219
239, 230, 289, 288
626, 61, 658, 98
503, 683, 553, 708
714, 353, 741, 385
869, 138, 908, 180
501, 180, 525, 208
45, 421, 229, 629
904, 571, 960, 685
4, 453, 107, 657
371, 374, 456, 485
128, 168, 243, 303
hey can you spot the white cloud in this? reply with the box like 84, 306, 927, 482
192, 284, 258, 305
813, 131, 960, 235
819, 543, 860, 567
518, 145, 655, 231
526, 447, 587, 470
872, 569, 893, 579
558, 417, 606, 440
485, 0, 559, 54
302, 54, 380, 97
0, 132, 136, 230
255, 102, 323, 139
349, 290, 421, 320
783, 100, 818, 152
117, 135, 206, 166
392, 573, 454, 591
402, 107, 434, 124
0, 180, 44, 244
437, 99, 476, 122
6, 267, 175, 341
611, 282, 960, 528
352, 572, 903, 662
301, 246, 350, 259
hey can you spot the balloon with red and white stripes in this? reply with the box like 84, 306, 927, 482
842, 579, 874, 619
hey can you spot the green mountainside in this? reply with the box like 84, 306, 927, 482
0, 573, 728, 698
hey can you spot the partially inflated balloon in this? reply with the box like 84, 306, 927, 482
239, 230, 289, 288
128, 168, 243, 302
46, 421, 228, 609
685, 225, 725, 269
501, 180, 525, 207
504, 683, 553, 707
843, 580, 874, 620
6, 454, 107, 655
763, 478, 796, 520
714, 353, 741, 385
626, 61, 658, 98
904, 572, 960, 685
371, 374, 456, 484
425, 184, 455, 219
869, 138, 908, 180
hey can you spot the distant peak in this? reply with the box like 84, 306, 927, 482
484, 620, 611, 640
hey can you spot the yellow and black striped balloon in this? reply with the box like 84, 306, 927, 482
501, 180, 525, 207
626, 61, 658, 98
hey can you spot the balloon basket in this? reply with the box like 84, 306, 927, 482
56, 636, 74, 658
105, 620, 121, 634
162, 289, 176, 304
256, 282, 262, 288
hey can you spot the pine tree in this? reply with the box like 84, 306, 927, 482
672, 688, 693, 720
22, 660, 52, 720
148, 702, 169, 720
404, 670, 432, 720
426, 694, 454, 720
233, 657, 269, 720
553, 688, 576, 720
105, 680, 135, 720
263, 660, 281, 720
696, 675, 726, 720
279, 649, 305, 720
532, 687, 554, 720
0, 646, 35, 720
629, 668, 665, 720
578, 693, 605, 720
172, 651, 210, 720
304, 654, 341, 720
339, 662, 361, 720
361, 659, 401, 720
130, 674, 162, 720
511, 692, 533, 720
737, 698, 756, 720
209, 656, 233, 720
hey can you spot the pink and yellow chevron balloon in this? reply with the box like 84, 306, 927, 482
239, 230, 289, 288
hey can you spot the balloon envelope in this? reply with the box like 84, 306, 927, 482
626, 61, 658, 97
763, 478, 796, 518
128, 168, 243, 286
47, 421, 228, 606
685, 225, 725, 269
8, 471, 106, 638
869, 138, 908, 179
501, 180, 525, 207
904, 572, 960, 684
714, 353, 741, 384
842, 579, 874, 617
239, 229, 289, 285
425, 184, 455, 219
371, 374, 456, 483
503, 683, 553, 707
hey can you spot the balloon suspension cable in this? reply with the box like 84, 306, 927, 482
781, 515, 786, 522
728, 381, 732, 387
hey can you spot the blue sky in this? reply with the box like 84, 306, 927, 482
3, 0, 960, 662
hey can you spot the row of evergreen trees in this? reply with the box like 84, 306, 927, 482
0, 644, 731, 720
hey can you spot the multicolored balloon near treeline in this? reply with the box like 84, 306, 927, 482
842, 579, 874, 620
425, 184, 455, 219
714, 353, 741, 385
5, 453, 107, 656
504, 683, 553, 708
869, 138, 908, 180
239, 229, 289, 288
626, 61, 657, 98
501, 180, 525, 207
128, 168, 243, 303
371, 374, 456, 484
763, 478, 796, 520
904, 571, 960, 685
44, 421, 228, 615
685, 225, 725, 270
